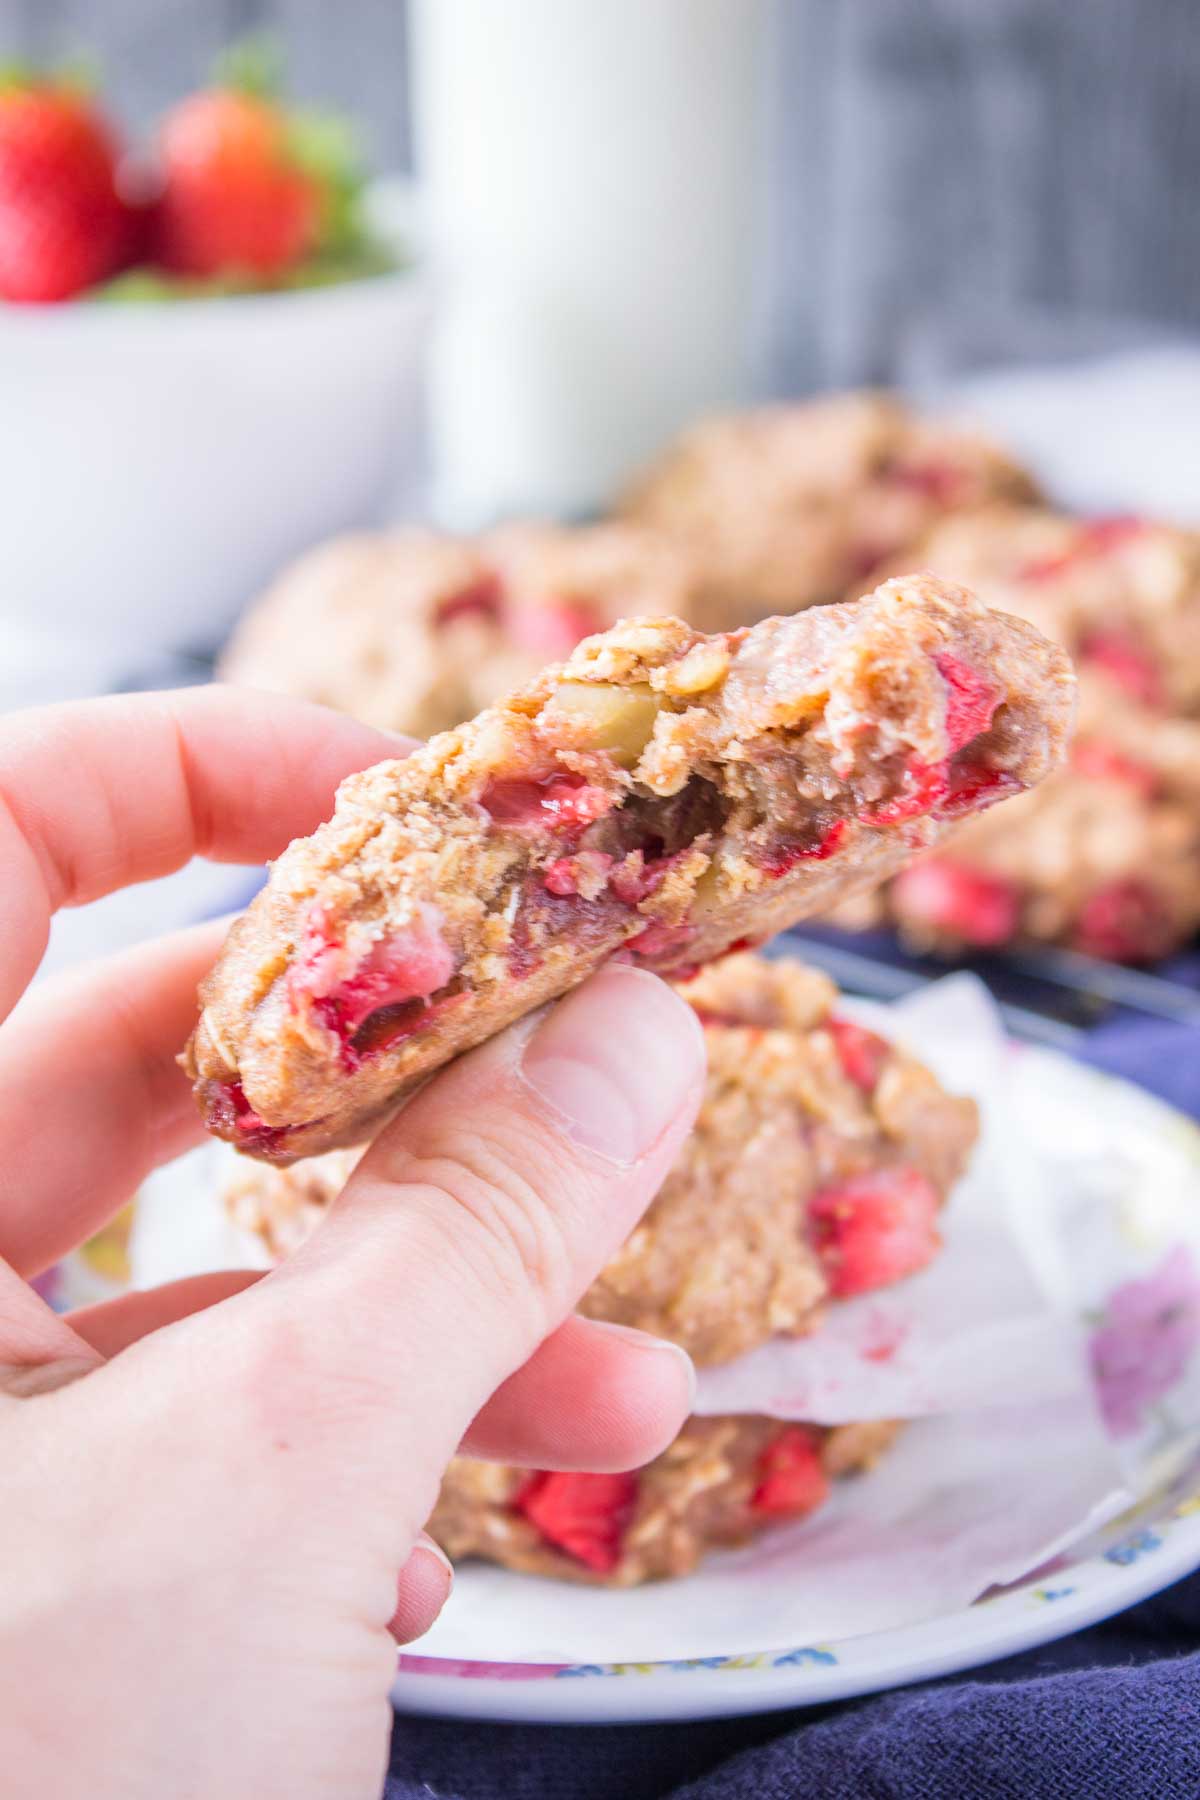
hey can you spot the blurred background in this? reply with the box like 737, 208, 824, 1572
6, 0, 1200, 386
2, 0, 1199, 1061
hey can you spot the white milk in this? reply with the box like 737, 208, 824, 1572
411, 0, 768, 523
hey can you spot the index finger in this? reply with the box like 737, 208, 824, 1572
0, 686, 408, 1023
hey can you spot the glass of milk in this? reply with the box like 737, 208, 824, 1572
411, 0, 768, 524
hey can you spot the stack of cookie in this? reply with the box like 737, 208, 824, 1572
226, 953, 978, 1585
838, 510, 1200, 961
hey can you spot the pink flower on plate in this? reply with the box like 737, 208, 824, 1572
1090, 1246, 1200, 1437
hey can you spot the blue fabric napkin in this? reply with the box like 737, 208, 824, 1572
386, 967, 1200, 1799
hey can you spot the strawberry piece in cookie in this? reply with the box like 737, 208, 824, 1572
810, 1168, 941, 1298
187, 574, 1072, 1162
750, 1427, 831, 1518
826, 1017, 891, 1092
890, 858, 1021, 949
428, 1415, 900, 1585
516, 1470, 638, 1575
288, 903, 458, 1070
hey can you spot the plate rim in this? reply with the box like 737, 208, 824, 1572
391, 1506, 1200, 1722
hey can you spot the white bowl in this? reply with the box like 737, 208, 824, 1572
0, 247, 430, 706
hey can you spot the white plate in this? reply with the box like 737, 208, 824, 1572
389, 1051, 1200, 1721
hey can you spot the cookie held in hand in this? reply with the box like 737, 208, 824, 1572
186, 574, 1074, 1162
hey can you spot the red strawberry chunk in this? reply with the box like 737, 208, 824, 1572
481, 773, 614, 830
891, 857, 1020, 947
1079, 630, 1163, 708
207, 1079, 296, 1157
290, 903, 456, 1057
859, 759, 949, 828
761, 818, 850, 877
1073, 879, 1173, 964
1072, 741, 1158, 797
934, 762, 1021, 820
624, 919, 696, 961
827, 1017, 890, 1092
935, 654, 999, 754
542, 850, 615, 896
883, 458, 965, 505
506, 596, 602, 658
516, 1470, 638, 1574
810, 1167, 941, 1298
750, 1428, 831, 1518
433, 571, 504, 629
609, 847, 683, 906
1082, 514, 1147, 554
1020, 515, 1147, 583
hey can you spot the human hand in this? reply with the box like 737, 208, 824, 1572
0, 689, 704, 1799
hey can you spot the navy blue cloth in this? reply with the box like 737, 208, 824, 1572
386, 968, 1200, 1800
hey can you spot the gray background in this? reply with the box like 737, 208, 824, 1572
3, 0, 1198, 388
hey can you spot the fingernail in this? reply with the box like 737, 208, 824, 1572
409, 1533, 454, 1588
519, 963, 705, 1167
585, 1318, 698, 1409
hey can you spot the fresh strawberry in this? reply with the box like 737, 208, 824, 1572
891, 856, 1020, 948
750, 1427, 830, 1518
827, 1017, 890, 1093
810, 1167, 941, 1298
0, 76, 132, 301
152, 86, 321, 278
516, 1470, 638, 1574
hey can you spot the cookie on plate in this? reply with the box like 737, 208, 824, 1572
620, 391, 1037, 630
185, 575, 1073, 1163
225, 953, 979, 1363
430, 1414, 900, 1585
220, 521, 699, 741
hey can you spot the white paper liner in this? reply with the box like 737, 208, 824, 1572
132, 973, 1200, 1664
695, 973, 1089, 1423
413, 1396, 1126, 1665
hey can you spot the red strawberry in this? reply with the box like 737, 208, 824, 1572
1073, 879, 1173, 964
750, 1427, 831, 1518
935, 654, 999, 754
810, 1167, 941, 1298
827, 1017, 890, 1093
0, 77, 132, 301
1072, 741, 1158, 797
516, 1470, 638, 1574
152, 87, 320, 278
891, 856, 1020, 948
858, 758, 949, 827
1079, 629, 1163, 709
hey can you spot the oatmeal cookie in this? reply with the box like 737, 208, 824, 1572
429, 1414, 900, 1585
836, 674, 1200, 962
220, 521, 698, 740
186, 576, 1072, 1163
225, 954, 979, 1363
621, 391, 1037, 630
860, 506, 1200, 717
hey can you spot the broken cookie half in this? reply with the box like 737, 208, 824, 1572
185, 573, 1075, 1162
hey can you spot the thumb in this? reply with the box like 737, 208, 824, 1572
175, 964, 706, 1552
